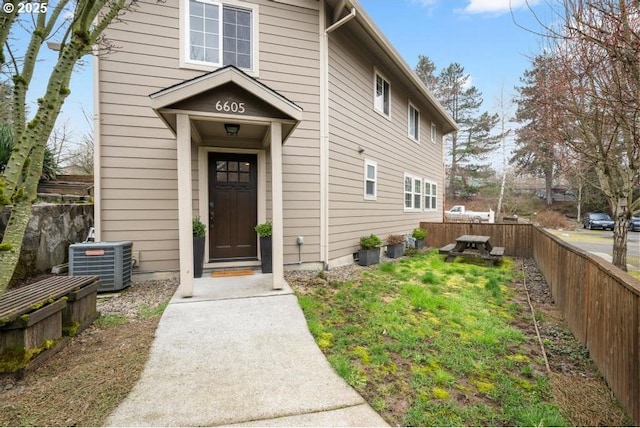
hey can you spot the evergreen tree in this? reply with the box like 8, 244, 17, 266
436, 63, 500, 197
414, 54, 438, 93
511, 54, 564, 206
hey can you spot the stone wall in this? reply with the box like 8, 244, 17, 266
0, 204, 94, 283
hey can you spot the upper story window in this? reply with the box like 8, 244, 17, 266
184, 0, 257, 72
374, 69, 391, 118
408, 103, 420, 142
431, 123, 437, 142
364, 159, 377, 200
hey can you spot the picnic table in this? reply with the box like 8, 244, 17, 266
441, 235, 504, 267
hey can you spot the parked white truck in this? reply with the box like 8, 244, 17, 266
445, 205, 495, 223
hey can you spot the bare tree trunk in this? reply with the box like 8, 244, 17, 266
545, 168, 553, 206
611, 198, 629, 271
577, 179, 582, 221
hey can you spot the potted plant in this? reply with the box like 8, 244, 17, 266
386, 234, 405, 258
255, 221, 272, 273
192, 217, 206, 278
358, 234, 381, 266
412, 227, 426, 249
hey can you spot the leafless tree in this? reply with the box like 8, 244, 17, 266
545, 1, 640, 270
0, 0, 141, 293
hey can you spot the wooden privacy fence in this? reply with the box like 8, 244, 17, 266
419, 221, 640, 423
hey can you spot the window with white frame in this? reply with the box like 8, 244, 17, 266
424, 180, 437, 210
374, 71, 390, 117
408, 103, 420, 142
186, 0, 254, 70
364, 159, 377, 199
404, 173, 422, 210
431, 123, 437, 142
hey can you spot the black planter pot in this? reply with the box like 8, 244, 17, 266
386, 243, 405, 258
415, 239, 425, 249
358, 247, 380, 266
259, 236, 273, 273
193, 236, 205, 278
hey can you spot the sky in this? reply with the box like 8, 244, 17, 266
359, 0, 548, 118
18, 0, 551, 156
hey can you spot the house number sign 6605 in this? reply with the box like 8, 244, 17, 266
215, 101, 246, 114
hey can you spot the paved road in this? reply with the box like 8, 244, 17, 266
547, 228, 640, 269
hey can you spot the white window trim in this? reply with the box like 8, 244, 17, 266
403, 172, 423, 212
408, 101, 420, 143
424, 179, 438, 211
364, 159, 377, 200
373, 67, 391, 120
179, 0, 260, 76
431, 122, 437, 142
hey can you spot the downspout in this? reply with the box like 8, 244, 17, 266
92, 45, 102, 242
320, 2, 356, 269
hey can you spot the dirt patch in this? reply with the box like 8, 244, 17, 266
507, 259, 629, 426
0, 278, 177, 427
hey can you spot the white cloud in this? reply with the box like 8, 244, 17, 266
460, 0, 540, 15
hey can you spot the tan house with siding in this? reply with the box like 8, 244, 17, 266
94, 0, 457, 296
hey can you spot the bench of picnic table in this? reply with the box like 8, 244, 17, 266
439, 243, 456, 254
489, 246, 505, 257
0, 276, 100, 373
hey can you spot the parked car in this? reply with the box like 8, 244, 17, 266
629, 215, 640, 232
583, 212, 614, 230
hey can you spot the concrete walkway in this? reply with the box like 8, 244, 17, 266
106, 274, 388, 427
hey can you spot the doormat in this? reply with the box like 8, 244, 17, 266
211, 269, 255, 277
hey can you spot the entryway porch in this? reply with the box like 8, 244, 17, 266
149, 66, 303, 297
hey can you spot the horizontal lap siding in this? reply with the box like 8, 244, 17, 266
99, 0, 186, 270
327, 28, 444, 261
99, 0, 320, 270
259, 1, 321, 264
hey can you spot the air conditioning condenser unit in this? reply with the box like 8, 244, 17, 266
69, 241, 133, 292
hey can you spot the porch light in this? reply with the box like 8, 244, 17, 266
224, 123, 240, 136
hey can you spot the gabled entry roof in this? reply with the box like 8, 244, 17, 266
150, 66, 303, 143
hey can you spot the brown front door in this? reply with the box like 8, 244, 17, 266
208, 153, 257, 260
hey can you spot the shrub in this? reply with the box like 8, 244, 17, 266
386, 234, 405, 245
254, 221, 272, 237
531, 210, 571, 229
192, 217, 206, 237
412, 228, 427, 240
360, 234, 381, 249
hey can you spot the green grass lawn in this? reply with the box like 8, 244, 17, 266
297, 250, 566, 426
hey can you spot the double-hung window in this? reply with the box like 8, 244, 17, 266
374, 70, 390, 118
408, 103, 420, 142
404, 173, 422, 210
364, 159, 377, 200
424, 181, 437, 210
186, 0, 254, 70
